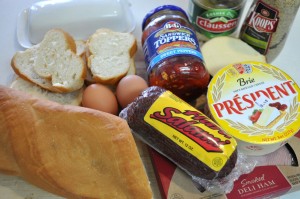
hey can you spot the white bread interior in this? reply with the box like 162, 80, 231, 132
10, 77, 83, 106
0, 85, 152, 199
11, 29, 86, 93
87, 28, 137, 85
201, 36, 267, 76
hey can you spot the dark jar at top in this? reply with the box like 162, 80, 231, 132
141, 5, 210, 102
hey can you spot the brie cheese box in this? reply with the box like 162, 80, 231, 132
206, 61, 300, 156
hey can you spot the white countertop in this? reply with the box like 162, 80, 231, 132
0, 0, 299, 198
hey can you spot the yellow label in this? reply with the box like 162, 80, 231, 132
207, 61, 300, 144
144, 91, 237, 171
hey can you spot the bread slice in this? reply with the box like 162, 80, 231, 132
10, 77, 83, 106
75, 40, 86, 59
0, 85, 152, 199
87, 28, 137, 85
201, 36, 267, 76
11, 29, 86, 93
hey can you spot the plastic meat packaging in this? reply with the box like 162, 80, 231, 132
120, 86, 257, 193
17, 0, 135, 48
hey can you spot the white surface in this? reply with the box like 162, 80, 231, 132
0, 0, 299, 198
17, 0, 135, 48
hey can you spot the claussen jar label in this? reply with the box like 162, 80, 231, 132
188, 1, 244, 39
207, 61, 300, 144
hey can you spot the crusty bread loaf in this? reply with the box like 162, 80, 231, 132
201, 36, 267, 76
11, 29, 86, 93
87, 28, 137, 85
0, 85, 152, 199
10, 77, 83, 105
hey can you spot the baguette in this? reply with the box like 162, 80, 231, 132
0, 85, 152, 199
11, 29, 86, 93
86, 28, 137, 85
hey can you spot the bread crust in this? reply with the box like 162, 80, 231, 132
86, 28, 137, 85
0, 85, 152, 199
11, 29, 86, 93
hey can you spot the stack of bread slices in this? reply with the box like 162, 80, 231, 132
10, 28, 137, 105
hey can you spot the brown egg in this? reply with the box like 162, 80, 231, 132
116, 75, 148, 108
82, 84, 118, 115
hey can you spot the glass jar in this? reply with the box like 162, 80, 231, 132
188, 0, 246, 41
142, 5, 210, 102
239, 0, 300, 62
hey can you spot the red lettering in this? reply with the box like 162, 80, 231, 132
150, 107, 232, 153
283, 80, 297, 94
213, 103, 225, 117
265, 86, 280, 100
223, 100, 243, 115
242, 94, 255, 109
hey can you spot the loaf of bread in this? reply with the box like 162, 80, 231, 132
11, 29, 86, 93
0, 85, 152, 199
201, 36, 267, 76
10, 77, 83, 105
86, 28, 137, 85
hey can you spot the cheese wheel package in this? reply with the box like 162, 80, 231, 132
207, 61, 300, 156
120, 86, 256, 193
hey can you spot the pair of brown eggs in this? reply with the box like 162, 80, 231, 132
81, 75, 148, 115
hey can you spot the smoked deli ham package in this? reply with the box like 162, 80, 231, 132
148, 131, 300, 199
120, 86, 256, 193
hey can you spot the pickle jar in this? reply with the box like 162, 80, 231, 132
188, 0, 246, 41
142, 5, 210, 102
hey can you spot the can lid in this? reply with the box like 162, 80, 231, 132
142, 5, 188, 31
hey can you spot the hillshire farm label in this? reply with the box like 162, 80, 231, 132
207, 61, 300, 144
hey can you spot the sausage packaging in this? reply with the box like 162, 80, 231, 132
120, 86, 256, 193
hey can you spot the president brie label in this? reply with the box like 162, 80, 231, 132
207, 61, 300, 145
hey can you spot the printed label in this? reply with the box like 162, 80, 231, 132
143, 21, 203, 73
240, 0, 279, 55
188, 2, 242, 39
226, 166, 291, 199
144, 91, 237, 171
207, 61, 300, 144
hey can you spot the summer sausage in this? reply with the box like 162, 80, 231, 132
120, 86, 238, 180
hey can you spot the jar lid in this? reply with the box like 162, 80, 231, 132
207, 61, 300, 145
142, 5, 188, 31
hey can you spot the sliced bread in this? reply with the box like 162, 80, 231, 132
201, 36, 267, 76
11, 29, 86, 93
86, 28, 137, 85
10, 78, 83, 106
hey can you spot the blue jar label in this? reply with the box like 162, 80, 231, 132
143, 21, 203, 73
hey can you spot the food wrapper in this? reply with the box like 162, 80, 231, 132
120, 86, 257, 193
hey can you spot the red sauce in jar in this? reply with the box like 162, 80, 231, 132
142, 5, 210, 102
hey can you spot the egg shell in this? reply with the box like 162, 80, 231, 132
116, 75, 148, 108
82, 84, 118, 115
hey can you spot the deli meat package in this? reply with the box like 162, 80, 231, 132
120, 86, 256, 193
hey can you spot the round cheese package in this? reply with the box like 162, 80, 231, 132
207, 61, 300, 156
